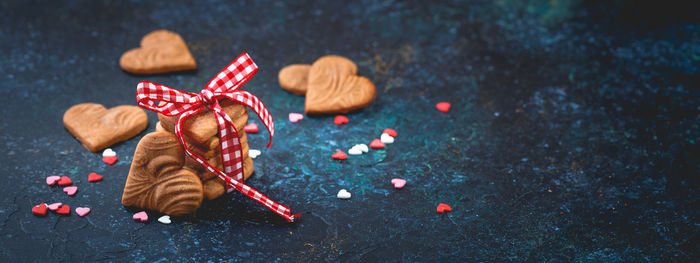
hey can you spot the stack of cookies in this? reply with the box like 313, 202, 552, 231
122, 99, 254, 215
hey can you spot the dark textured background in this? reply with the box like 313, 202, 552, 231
1, 0, 698, 261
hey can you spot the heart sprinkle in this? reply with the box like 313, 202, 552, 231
133, 211, 148, 222
243, 123, 259, 133
56, 204, 70, 215
349, 147, 364, 155
437, 203, 452, 213
63, 186, 78, 196
334, 115, 349, 125
157, 215, 172, 224
46, 176, 61, 186
47, 203, 63, 211
337, 189, 351, 199
75, 207, 91, 217
383, 128, 397, 137
380, 133, 395, 144
356, 144, 369, 153
369, 139, 385, 149
102, 148, 116, 157
88, 172, 103, 182
57, 176, 72, 186
289, 113, 304, 123
391, 178, 406, 189
249, 149, 261, 159
102, 155, 118, 165
436, 102, 451, 112
348, 144, 367, 155
32, 203, 48, 217
331, 151, 347, 160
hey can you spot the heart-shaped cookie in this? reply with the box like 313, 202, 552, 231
63, 103, 148, 152
278, 64, 311, 95
305, 55, 376, 114
158, 99, 255, 190
120, 30, 197, 74
122, 131, 204, 215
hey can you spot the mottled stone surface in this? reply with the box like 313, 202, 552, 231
0, 0, 698, 261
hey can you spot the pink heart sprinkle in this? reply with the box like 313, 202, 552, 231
75, 207, 91, 217
46, 176, 61, 186
289, 113, 304, 123
133, 211, 148, 222
243, 123, 259, 133
63, 186, 78, 196
47, 202, 62, 211
391, 178, 407, 189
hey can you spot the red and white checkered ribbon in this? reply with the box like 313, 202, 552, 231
136, 52, 299, 222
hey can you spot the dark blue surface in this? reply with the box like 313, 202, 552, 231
0, 0, 698, 261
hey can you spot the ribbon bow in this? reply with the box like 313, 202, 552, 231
136, 53, 299, 222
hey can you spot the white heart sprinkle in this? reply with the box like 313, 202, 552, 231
157, 215, 171, 224
249, 149, 261, 159
337, 189, 351, 199
348, 147, 363, 155
380, 133, 395, 144
102, 148, 116, 157
356, 144, 369, 153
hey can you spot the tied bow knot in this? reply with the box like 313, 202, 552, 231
198, 89, 217, 107
135, 52, 299, 222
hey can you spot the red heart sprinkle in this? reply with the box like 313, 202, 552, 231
334, 115, 349, 125
369, 139, 385, 149
56, 204, 70, 215
88, 172, 103, 182
331, 151, 347, 160
436, 102, 451, 112
436, 203, 452, 213
382, 128, 397, 137
32, 203, 47, 217
102, 155, 118, 165
243, 123, 259, 133
57, 176, 72, 186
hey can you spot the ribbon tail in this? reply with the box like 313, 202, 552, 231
223, 90, 275, 148
207, 103, 298, 222
224, 179, 299, 222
